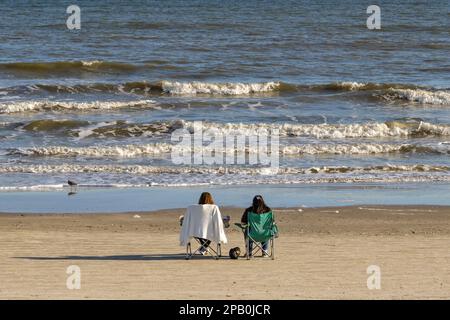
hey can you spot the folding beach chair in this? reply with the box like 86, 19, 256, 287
235, 211, 278, 260
185, 237, 222, 260
179, 205, 229, 260
186, 215, 230, 260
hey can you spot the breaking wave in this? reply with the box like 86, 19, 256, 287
322, 83, 450, 105
280, 143, 445, 155
1, 80, 281, 96
0, 99, 156, 114
4, 119, 450, 139
75, 120, 183, 138
313, 82, 417, 91
381, 88, 450, 105
70, 120, 450, 139
160, 80, 280, 95
0, 80, 388, 96
8, 142, 450, 158
179, 120, 450, 139
0, 164, 449, 175
9, 143, 174, 157
1, 79, 448, 105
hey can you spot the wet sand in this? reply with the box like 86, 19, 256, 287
0, 205, 449, 299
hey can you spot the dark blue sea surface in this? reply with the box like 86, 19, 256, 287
0, 1, 449, 200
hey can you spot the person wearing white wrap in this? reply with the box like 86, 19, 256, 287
179, 192, 228, 255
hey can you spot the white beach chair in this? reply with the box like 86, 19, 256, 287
179, 204, 228, 260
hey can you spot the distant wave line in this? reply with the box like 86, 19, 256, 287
1, 80, 448, 104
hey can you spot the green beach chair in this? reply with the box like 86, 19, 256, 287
235, 211, 278, 260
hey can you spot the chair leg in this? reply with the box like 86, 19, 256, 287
186, 242, 191, 260
271, 239, 275, 260
246, 237, 250, 260
208, 243, 220, 260
187, 239, 224, 260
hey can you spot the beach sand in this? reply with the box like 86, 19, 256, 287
0, 205, 449, 299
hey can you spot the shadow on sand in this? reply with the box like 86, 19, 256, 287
14, 253, 225, 261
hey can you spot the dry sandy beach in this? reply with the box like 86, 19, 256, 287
1, 205, 449, 299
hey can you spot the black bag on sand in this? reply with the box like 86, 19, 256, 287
229, 247, 241, 259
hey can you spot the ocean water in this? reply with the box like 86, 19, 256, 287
2, 183, 450, 213
0, 1, 449, 200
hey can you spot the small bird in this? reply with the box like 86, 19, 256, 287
68, 180, 78, 194
68, 180, 77, 187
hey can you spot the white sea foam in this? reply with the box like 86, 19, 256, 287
0, 183, 151, 192
0, 184, 65, 191
280, 143, 410, 155
161, 81, 280, 95
66, 119, 450, 139
13, 144, 174, 157
75, 122, 116, 140
0, 164, 448, 175
74, 120, 181, 139
10, 142, 431, 158
334, 82, 369, 90
2, 173, 450, 191
383, 89, 450, 105
0, 99, 156, 113
9, 118, 447, 140
181, 120, 450, 139
81, 60, 103, 67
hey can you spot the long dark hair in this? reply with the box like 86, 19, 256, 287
198, 192, 215, 205
252, 195, 270, 214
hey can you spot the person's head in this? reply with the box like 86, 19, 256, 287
198, 192, 215, 205
252, 195, 270, 214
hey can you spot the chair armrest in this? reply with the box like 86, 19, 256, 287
234, 223, 247, 231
